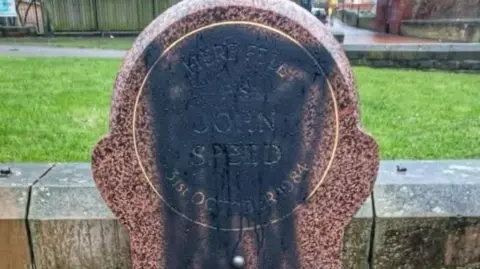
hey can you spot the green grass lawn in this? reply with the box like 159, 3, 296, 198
0, 56, 479, 162
0, 36, 135, 50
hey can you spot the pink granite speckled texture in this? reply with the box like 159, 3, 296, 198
91, 0, 379, 268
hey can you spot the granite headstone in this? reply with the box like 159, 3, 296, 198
91, 0, 379, 268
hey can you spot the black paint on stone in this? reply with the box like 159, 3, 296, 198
142, 23, 335, 269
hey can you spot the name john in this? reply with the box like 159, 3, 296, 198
193, 111, 275, 135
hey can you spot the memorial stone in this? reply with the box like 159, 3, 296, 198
91, 0, 380, 268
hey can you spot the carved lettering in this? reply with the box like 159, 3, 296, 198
243, 144, 259, 166
206, 198, 217, 212
212, 144, 224, 157
290, 163, 309, 184
163, 162, 312, 218
281, 180, 295, 193
189, 144, 281, 166
243, 200, 254, 214
244, 45, 272, 69
151, 25, 324, 227
213, 113, 232, 133
239, 79, 253, 94
183, 55, 202, 74
173, 181, 189, 196
245, 45, 257, 66
227, 144, 242, 166
213, 45, 227, 62
274, 180, 296, 198
236, 112, 254, 134
191, 192, 205, 205
264, 144, 282, 165
191, 145, 206, 166
266, 191, 277, 204
258, 112, 275, 132
192, 112, 276, 134
257, 47, 269, 65
182, 38, 239, 76
193, 115, 209, 134
202, 197, 257, 216
166, 169, 180, 182
199, 49, 214, 67
227, 42, 238, 61
268, 53, 282, 71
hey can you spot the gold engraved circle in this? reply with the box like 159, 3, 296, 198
132, 21, 340, 231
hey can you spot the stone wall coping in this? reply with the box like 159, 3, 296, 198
2, 161, 480, 268
343, 43, 480, 69
376, 160, 480, 218
1, 160, 479, 220
29, 163, 113, 219
35, 162, 95, 187
377, 160, 480, 185
0, 163, 54, 187
0, 163, 53, 219
343, 43, 480, 52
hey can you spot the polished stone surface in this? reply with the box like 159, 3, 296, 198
91, 0, 379, 268
373, 160, 480, 269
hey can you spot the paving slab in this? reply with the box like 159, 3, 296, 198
0, 44, 126, 58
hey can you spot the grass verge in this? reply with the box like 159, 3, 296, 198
0, 57, 479, 161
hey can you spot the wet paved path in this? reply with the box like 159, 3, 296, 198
0, 20, 450, 58
332, 19, 440, 44
0, 44, 125, 58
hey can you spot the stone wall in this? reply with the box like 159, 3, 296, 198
401, 19, 480, 43
344, 43, 480, 71
374, 0, 480, 35
1, 160, 480, 269
410, 0, 480, 20
337, 10, 376, 30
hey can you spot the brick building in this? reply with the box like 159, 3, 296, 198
374, 0, 480, 34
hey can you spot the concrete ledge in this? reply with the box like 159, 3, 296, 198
373, 160, 480, 269
1, 160, 480, 268
28, 163, 130, 269
342, 196, 373, 269
26, 163, 372, 269
0, 163, 53, 269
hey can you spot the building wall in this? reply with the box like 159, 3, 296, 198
410, 0, 480, 20
374, 0, 480, 34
